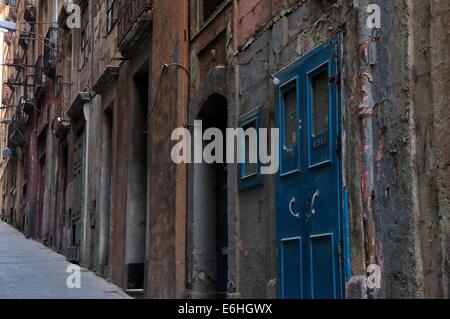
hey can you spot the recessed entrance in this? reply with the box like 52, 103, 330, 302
125, 62, 149, 291
192, 94, 228, 298
98, 107, 113, 277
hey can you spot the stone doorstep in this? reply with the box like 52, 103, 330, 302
125, 288, 145, 299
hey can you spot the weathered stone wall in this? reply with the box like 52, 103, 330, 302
411, 0, 449, 298
147, 0, 189, 298
429, 0, 450, 298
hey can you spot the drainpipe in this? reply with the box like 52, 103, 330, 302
356, 0, 378, 298
230, 0, 241, 299
81, 100, 91, 265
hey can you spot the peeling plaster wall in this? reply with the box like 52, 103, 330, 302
367, 0, 423, 298
366, 0, 448, 298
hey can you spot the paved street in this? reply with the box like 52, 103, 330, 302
0, 221, 130, 299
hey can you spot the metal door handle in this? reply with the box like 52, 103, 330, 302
289, 197, 300, 219
308, 190, 320, 217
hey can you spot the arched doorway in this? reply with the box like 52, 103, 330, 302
192, 94, 228, 298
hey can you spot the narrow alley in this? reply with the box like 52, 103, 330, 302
0, 221, 129, 299
0, 0, 448, 300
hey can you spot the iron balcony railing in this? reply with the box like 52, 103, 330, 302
7, 108, 27, 149
117, 0, 153, 47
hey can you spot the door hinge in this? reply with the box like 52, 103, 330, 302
329, 73, 341, 84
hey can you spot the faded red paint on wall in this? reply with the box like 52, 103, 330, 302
237, 0, 285, 47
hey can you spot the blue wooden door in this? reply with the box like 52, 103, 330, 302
276, 38, 344, 299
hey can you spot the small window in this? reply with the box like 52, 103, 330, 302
283, 86, 297, 150
279, 79, 300, 175
239, 106, 263, 190
311, 70, 329, 136
201, 0, 225, 24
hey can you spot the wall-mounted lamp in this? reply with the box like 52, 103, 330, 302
272, 77, 281, 86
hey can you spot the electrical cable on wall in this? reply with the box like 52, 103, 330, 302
143, 62, 190, 134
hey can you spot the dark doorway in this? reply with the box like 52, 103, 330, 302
192, 94, 228, 298
68, 126, 85, 263
98, 107, 113, 277
58, 141, 69, 253
125, 62, 149, 292
37, 130, 47, 240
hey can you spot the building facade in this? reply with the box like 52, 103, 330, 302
0, 0, 448, 299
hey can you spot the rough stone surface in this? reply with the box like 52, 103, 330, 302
346, 275, 368, 299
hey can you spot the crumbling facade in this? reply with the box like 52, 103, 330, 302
0, 0, 448, 299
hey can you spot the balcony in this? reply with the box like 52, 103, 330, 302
117, 0, 153, 57
7, 111, 27, 150
43, 25, 59, 79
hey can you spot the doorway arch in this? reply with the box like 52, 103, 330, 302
192, 94, 228, 298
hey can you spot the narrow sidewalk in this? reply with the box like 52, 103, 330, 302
0, 221, 130, 299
